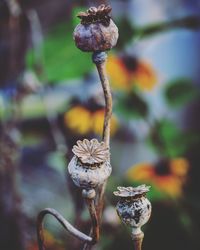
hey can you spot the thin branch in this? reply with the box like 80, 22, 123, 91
37, 208, 92, 250
82, 189, 99, 250
85, 198, 99, 244
82, 52, 112, 250
93, 52, 112, 147
93, 52, 112, 214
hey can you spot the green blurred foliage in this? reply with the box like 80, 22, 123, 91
26, 10, 92, 83
115, 91, 149, 119
148, 119, 199, 157
165, 78, 200, 107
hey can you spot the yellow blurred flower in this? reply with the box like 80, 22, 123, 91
92, 109, 118, 136
126, 162, 154, 181
106, 55, 157, 92
64, 106, 118, 136
64, 106, 91, 134
106, 55, 131, 91
133, 61, 157, 91
155, 175, 183, 197
170, 158, 190, 178
126, 158, 190, 198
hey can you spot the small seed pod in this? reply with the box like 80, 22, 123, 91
114, 185, 151, 235
68, 139, 112, 189
73, 4, 119, 52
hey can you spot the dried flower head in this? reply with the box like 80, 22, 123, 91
68, 139, 111, 189
114, 185, 152, 230
77, 4, 112, 26
113, 185, 150, 198
72, 139, 109, 165
73, 4, 119, 52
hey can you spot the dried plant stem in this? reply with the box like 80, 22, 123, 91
93, 52, 112, 215
83, 52, 112, 250
132, 230, 144, 250
37, 208, 92, 250
85, 198, 99, 243
88, 51, 112, 237
96, 180, 107, 220
93, 52, 112, 147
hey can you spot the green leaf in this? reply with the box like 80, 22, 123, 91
26, 22, 92, 83
148, 119, 199, 157
115, 92, 148, 119
165, 78, 199, 107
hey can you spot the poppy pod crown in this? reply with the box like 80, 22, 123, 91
73, 4, 119, 52
114, 185, 151, 199
72, 139, 109, 167
77, 5, 112, 25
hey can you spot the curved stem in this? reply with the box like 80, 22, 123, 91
82, 198, 99, 250
85, 198, 99, 244
37, 208, 92, 250
93, 52, 112, 147
82, 52, 112, 250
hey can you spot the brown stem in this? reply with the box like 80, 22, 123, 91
85, 198, 99, 243
83, 52, 112, 250
84, 51, 112, 246
132, 231, 144, 250
82, 189, 99, 250
94, 52, 112, 214
37, 208, 92, 250
93, 52, 112, 147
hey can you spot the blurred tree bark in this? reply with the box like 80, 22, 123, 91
0, 0, 30, 87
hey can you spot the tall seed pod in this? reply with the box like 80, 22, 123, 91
68, 138, 112, 243
114, 185, 152, 250
73, 4, 119, 52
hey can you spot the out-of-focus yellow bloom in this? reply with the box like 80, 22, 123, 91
126, 158, 190, 198
93, 109, 118, 136
155, 175, 182, 197
64, 106, 118, 136
133, 61, 157, 91
170, 158, 190, 177
106, 55, 131, 91
106, 55, 157, 92
64, 106, 91, 134
126, 162, 154, 181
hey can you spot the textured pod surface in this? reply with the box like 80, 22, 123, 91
116, 197, 151, 228
68, 156, 112, 188
73, 19, 119, 52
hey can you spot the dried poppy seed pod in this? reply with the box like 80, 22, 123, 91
114, 185, 151, 249
73, 4, 119, 52
68, 139, 112, 190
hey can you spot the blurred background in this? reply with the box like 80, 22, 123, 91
0, 0, 200, 249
